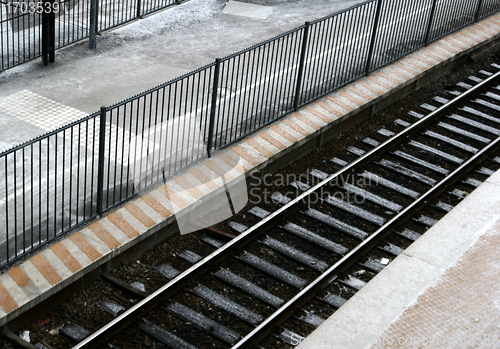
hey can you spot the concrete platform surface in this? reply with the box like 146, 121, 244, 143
297, 141, 500, 349
0, 0, 365, 153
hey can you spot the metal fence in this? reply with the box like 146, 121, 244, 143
1, 0, 177, 70
96, 0, 176, 31
1, 0, 500, 269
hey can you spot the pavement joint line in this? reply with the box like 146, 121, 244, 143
401, 251, 445, 271
1, 12, 500, 327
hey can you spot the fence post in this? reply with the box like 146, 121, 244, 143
424, 0, 438, 45
137, 0, 142, 18
42, 11, 48, 66
475, 0, 485, 21
293, 21, 310, 111
207, 58, 221, 158
42, 1, 50, 66
49, 0, 55, 63
89, 0, 97, 48
96, 106, 107, 216
42, 0, 56, 65
365, 0, 383, 75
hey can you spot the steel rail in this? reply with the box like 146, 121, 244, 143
72, 69, 500, 349
232, 129, 500, 348
230, 79, 500, 349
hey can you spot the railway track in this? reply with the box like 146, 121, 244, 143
9, 64, 500, 349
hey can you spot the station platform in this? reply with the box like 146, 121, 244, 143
1, 10, 500, 339
297, 168, 500, 349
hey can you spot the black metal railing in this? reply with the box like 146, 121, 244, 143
0, 0, 176, 70
1, 0, 500, 269
0, 112, 100, 268
95, 0, 176, 32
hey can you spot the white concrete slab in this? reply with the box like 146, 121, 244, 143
116, 207, 149, 234
19, 261, 52, 297
486, 168, 500, 185
223, 1, 273, 20
404, 181, 500, 269
60, 239, 93, 268
100, 217, 132, 245
40, 249, 72, 280
79, 227, 112, 256
0, 274, 30, 306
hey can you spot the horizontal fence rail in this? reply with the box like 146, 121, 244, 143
1, 0, 500, 269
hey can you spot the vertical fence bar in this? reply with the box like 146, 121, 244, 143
293, 22, 310, 111
207, 59, 221, 157
4, 156, 9, 264
90, 0, 97, 48
96, 107, 107, 215
475, 0, 485, 21
424, 0, 438, 45
365, 0, 382, 74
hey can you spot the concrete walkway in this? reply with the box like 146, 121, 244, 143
0, 0, 364, 153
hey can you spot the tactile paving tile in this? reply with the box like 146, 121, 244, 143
0, 90, 162, 165
0, 90, 88, 131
